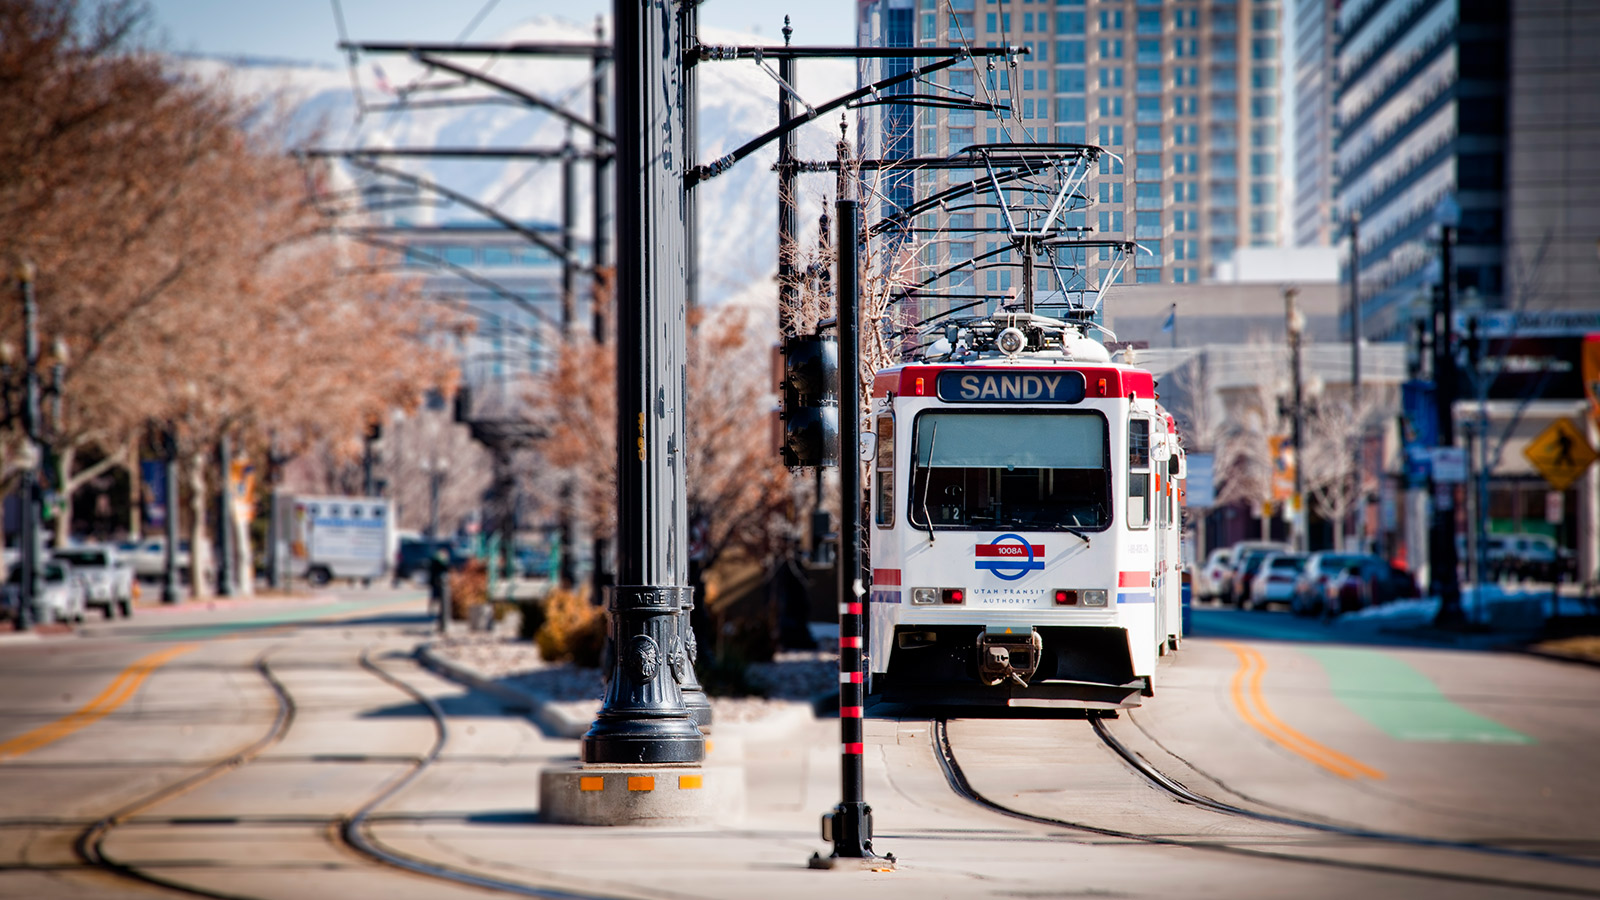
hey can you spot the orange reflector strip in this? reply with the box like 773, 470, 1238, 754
627, 776, 655, 792
579, 776, 605, 792
678, 775, 703, 790
706, 740, 714, 754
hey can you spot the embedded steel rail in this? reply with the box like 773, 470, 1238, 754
1088, 715, 1600, 871
73, 643, 624, 900
932, 717, 1600, 897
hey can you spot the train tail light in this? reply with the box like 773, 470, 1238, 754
941, 588, 964, 604
1054, 588, 1107, 607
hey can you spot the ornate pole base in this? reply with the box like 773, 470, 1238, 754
678, 590, 713, 730
581, 586, 705, 765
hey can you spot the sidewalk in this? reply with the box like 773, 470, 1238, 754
418, 632, 834, 741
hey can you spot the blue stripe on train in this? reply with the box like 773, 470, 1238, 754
1117, 590, 1156, 604
870, 590, 902, 604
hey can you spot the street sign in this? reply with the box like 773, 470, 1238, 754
1430, 446, 1467, 484
1185, 452, 1215, 508
1524, 418, 1597, 491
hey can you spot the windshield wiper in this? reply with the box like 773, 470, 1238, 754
1060, 525, 1092, 547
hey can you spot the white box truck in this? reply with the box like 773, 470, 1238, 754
274, 494, 393, 586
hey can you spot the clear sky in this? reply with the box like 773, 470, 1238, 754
145, 0, 857, 66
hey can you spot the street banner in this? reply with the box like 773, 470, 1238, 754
140, 459, 167, 530
1268, 435, 1294, 501
229, 459, 256, 523
1401, 379, 1438, 448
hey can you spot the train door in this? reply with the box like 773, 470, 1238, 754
1153, 432, 1170, 654
1127, 414, 1161, 654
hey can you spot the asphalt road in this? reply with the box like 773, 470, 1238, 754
0, 589, 1595, 899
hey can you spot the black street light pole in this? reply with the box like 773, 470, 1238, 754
1286, 287, 1305, 554
16, 262, 41, 630
580, 0, 703, 766
1432, 223, 1463, 627
162, 424, 180, 604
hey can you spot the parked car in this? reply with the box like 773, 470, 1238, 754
1494, 534, 1574, 582
52, 545, 135, 618
2, 561, 87, 626
393, 538, 471, 583
1247, 552, 1307, 610
115, 538, 191, 582
1326, 557, 1420, 615
1227, 543, 1287, 607
1193, 548, 1233, 602
1291, 552, 1367, 617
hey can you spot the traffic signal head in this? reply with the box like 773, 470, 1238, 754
780, 335, 839, 468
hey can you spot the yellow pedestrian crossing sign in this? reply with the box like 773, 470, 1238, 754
1524, 418, 1596, 491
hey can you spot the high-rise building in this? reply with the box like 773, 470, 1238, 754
1332, 0, 1509, 339
1505, 1, 1600, 312
856, 0, 1284, 307
1291, 0, 1336, 247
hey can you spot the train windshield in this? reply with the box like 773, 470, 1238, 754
908, 411, 1110, 531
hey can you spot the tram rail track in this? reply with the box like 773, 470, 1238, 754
64, 640, 627, 900
932, 715, 1600, 897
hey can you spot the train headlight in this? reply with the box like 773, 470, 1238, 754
911, 587, 939, 605
997, 327, 1026, 356
1082, 589, 1108, 607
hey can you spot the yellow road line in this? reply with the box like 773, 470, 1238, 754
1222, 642, 1384, 780
0, 643, 198, 762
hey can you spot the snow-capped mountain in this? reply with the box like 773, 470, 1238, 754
185, 16, 857, 308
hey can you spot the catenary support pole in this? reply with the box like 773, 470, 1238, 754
1349, 211, 1363, 551
163, 424, 180, 604
580, 0, 703, 765
777, 17, 798, 337
675, 0, 712, 730
1433, 224, 1463, 626
590, 16, 613, 599
17, 263, 40, 629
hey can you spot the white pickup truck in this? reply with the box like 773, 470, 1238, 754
51, 545, 135, 618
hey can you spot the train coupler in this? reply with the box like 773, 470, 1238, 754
976, 627, 1043, 687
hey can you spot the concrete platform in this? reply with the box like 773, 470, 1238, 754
539, 763, 743, 826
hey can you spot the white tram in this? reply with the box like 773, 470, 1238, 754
865, 311, 1185, 708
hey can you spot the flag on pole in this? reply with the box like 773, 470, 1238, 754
1161, 304, 1176, 333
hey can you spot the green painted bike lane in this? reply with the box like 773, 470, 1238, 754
141, 596, 424, 642
1297, 646, 1532, 744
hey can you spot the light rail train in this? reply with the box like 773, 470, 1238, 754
865, 311, 1185, 708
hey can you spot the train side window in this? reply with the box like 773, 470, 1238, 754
1128, 418, 1151, 529
874, 415, 895, 528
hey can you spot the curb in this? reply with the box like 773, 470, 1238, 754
1523, 646, 1600, 670
414, 642, 593, 739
